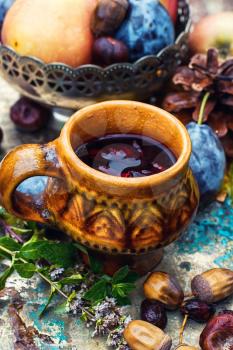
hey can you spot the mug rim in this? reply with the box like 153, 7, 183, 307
60, 100, 191, 191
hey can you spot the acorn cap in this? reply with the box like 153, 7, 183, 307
191, 268, 233, 303
191, 274, 213, 302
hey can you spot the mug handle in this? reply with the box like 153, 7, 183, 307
0, 140, 63, 223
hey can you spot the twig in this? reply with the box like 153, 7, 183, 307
179, 314, 189, 344
198, 92, 211, 125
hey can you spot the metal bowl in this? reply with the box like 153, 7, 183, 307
0, 0, 190, 111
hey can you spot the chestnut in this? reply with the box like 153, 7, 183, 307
91, 0, 129, 37
200, 311, 233, 350
10, 97, 50, 132
93, 37, 129, 66
143, 272, 184, 310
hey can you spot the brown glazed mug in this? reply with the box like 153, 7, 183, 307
0, 101, 199, 274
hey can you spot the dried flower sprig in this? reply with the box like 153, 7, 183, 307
0, 206, 136, 348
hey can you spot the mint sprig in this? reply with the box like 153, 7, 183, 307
84, 265, 138, 306
0, 212, 138, 317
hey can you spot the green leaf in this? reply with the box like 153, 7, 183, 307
89, 255, 103, 274
101, 274, 112, 282
39, 285, 57, 318
112, 266, 129, 284
84, 279, 107, 304
10, 227, 32, 234
40, 243, 76, 268
0, 237, 21, 252
124, 271, 139, 283
114, 295, 131, 306
25, 221, 38, 231
20, 241, 46, 260
14, 262, 36, 278
54, 291, 76, 316
60, 274, 83, 285
74, 243, 88, 255
54, 300, 69, 315
0, 265, 14, 290
20, 241, 76, 268
67, 290, 77, 303
112, 283, 136, 298
81, 312, 88, 322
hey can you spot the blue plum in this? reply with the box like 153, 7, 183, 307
186, 122, 226, 198
115, 0, 175, 62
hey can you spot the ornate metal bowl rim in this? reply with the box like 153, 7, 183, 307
0, 19, 191, 72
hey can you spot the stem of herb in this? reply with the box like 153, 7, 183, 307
0, 244, 67, 298
37, 271, 68, 299
179, 314, 189, 344
0, 243, 96, 321
0, 244, 17, 256
197, 92, 210, 125
0, 219, 25, 243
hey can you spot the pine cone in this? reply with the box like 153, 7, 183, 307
162, 48, 233, 157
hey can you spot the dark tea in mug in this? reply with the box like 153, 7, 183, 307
75, 134, 176, 178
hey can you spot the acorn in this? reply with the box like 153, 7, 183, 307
175, 345, 199, 350
200, 311, 233, 350
124, 320, 172, 350
191, 268, 233, 303
143, 272, 184, 310
91, 0, 129, 37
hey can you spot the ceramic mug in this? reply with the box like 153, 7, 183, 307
0, 101, 199, 274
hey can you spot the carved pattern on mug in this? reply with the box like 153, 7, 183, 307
43, 168, 198, 253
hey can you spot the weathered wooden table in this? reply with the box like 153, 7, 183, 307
0, 0, 233, 347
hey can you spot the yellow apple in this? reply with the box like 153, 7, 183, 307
189, 12, 233, 57
2, 0, 97, 67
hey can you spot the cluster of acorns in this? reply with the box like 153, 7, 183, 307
124, 268, 233, 349
91, 0, 175, 66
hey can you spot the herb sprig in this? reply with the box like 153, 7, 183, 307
0, 206, 136, 349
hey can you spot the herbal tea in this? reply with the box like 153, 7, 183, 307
75, 134, 176, 178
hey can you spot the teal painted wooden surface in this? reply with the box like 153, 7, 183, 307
0, 198, 232, 350
0, 73, 232, 349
